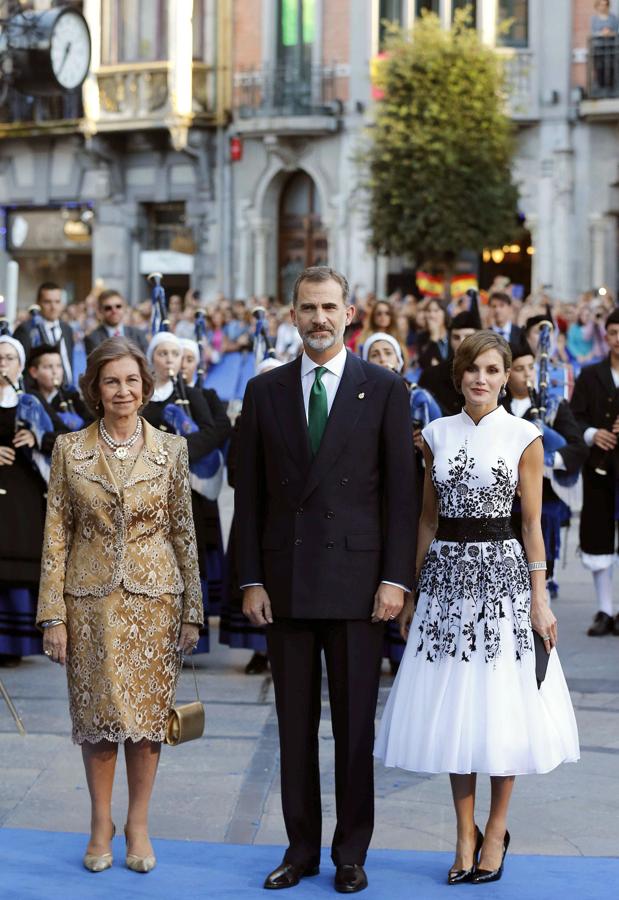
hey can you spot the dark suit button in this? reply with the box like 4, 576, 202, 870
294, 538, 303, 546
281, 478, 289, 486
326, 541, 335, 550
340, 477, 349, 486
325, 510, 335, 519
296, 507, 304, 516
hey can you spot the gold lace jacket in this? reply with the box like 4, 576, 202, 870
36, 418, 203, 626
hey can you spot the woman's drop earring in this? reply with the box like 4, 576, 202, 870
499, 384, 507, 400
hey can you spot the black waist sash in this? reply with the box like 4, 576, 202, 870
436, 516, 514, 542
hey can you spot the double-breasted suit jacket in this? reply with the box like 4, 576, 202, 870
36, 417, 203, 626
570, 356, 619, 556
235, 351, 417, 619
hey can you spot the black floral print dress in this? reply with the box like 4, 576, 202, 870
375, 406, 580, 776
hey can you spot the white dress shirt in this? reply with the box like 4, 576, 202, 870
242, 345, 410, 594
300, 345, 348, 421
105, 324, 125, 338
584, 367, 619, 447
43, 319, 72, 384
491, 322, 513, 341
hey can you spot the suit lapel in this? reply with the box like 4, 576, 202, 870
596, 357, 616, 396
270, 356, 312, 475
300, 353, 371, 504
72, 421, 119, 496
124, 418, 170, 487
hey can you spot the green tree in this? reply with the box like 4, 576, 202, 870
360, 11, 519, 275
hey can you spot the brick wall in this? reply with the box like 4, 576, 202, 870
233, 0, 262, 73
322, 0, 350, 64
322, 0, 350, 102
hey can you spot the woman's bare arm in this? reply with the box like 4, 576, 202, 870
518, 437, 558, 649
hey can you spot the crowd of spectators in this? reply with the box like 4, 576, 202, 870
12, 277, 616, 388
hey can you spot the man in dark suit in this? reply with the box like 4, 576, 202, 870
488, 290, 522, 344
236, 267, 416, 894
84, 289, 148, 355
14, 282, 75, 386
570, 308, 619, 637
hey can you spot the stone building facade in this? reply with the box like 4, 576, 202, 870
1, 1, 618, 308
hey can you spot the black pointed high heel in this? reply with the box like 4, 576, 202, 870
447, 825, 484, 885
471, 830, 510, 884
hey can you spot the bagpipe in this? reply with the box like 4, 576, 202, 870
409, 383, 442, 431
54, 380, 84, 431
148, 273, 224, 501
194, 309, 209, 389
0, 318, 53, 483
527, 319, 579, 497
27, 304, 49, 349
252, 305, 277, 367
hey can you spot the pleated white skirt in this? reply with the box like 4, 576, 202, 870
375, 610, 580, 777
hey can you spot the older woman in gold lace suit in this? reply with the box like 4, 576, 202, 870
37, 337, 203, 874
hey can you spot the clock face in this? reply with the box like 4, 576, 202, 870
49, 10, 91, 90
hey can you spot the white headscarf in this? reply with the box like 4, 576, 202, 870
361, 332, 404, 372
179, 338, 201, 361
256, 357, 284, 375
146, 331, 182, 365
0, 337, 26, 371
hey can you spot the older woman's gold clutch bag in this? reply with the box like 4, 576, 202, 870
165, 657, 205, 746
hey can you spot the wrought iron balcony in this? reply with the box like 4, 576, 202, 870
0, 86, 84, 134
234, 63, 341, 121
586, 35, 619, 99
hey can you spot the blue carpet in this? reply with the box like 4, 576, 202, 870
0, 829, 616, 899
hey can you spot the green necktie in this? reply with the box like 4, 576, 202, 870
308, 366, 328, 456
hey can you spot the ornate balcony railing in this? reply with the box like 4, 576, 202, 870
234, 64, 340, 119
92, 62, 218, 138
500, 49, 539, 121
586, 35, 619, 99
0, 87, 83, 133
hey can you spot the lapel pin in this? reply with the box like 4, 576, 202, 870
358, 392, 365, 399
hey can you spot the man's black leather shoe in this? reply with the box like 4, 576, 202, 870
263, 861, 320, 890
334, 864, 368, 893
613, 613, 619, 637
587, 611, 613, 637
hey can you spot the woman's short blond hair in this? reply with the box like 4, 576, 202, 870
80, 337, 154, 414
452, 330, 512, 392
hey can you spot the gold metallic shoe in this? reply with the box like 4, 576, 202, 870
83, 824, 115, 872
124, 825, 156, 873
125, 853, 157, 873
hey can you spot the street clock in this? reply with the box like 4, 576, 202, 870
4, 6, 91, 95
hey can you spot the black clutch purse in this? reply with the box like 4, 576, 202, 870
533, 631, 550, 689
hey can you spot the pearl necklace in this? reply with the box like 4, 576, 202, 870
99, 417, 142, 459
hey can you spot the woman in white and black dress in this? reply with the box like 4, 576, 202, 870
375, 331, 579, 885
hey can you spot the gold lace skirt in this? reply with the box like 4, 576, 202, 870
64, 589, 183, 744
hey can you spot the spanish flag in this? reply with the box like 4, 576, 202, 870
416, 271, 444, 297
450, 274, 478, 297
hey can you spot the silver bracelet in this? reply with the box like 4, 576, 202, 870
40, 618, 64, 628
527, 561, 547, 572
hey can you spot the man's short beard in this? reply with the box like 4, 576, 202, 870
304, 332, 336, 351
